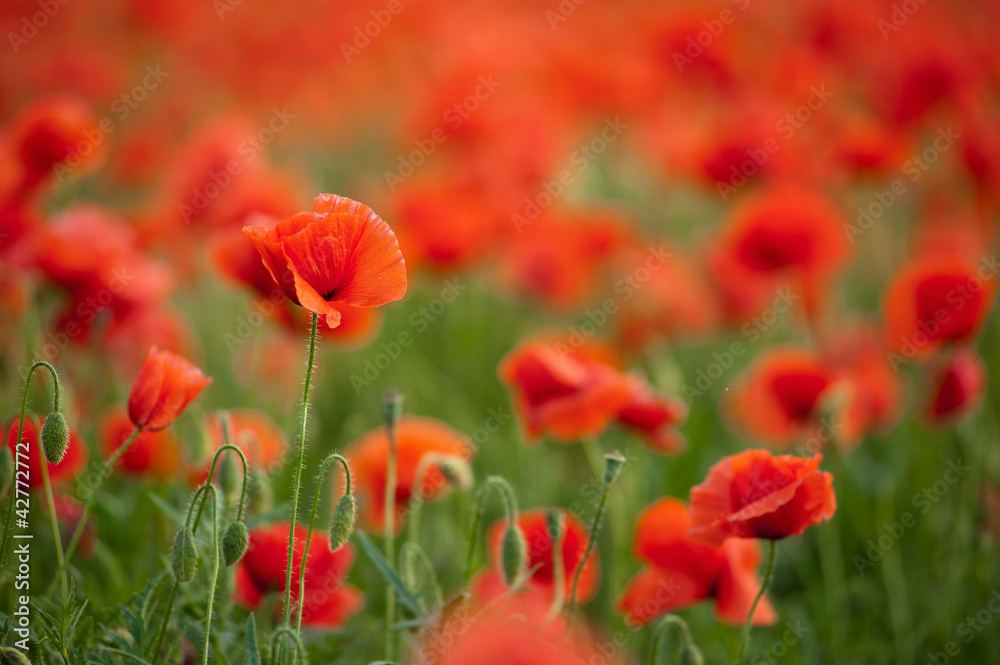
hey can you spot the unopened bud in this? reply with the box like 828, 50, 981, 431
438, 457, 473, 491
680, 644, 704, 665
545, 508, 565, 542
501, 526, 526, 587
603, 450, 626, 486
222, 521, 249, 566
41, 412, 70, 465
0, 646, 32, 665
247, 471, 273, 515
171, 527, 198, 583
329, 494, 357, 550
383, 390, 404, 428
219, 454, 241, 505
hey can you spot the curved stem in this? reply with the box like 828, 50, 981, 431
463, 476, 518, 585
568, 482, 610, 613
295, 453, 351, 633
47, 425, 142, 598
269, 627, 306, 663
282, 312, 319, 628
1, 361, 60, 567
399, 542, 444, 610
736, 540, 777, 664
650, 615, 695, 665
201, 486, 221, 665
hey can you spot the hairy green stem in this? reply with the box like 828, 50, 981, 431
736, 540, 777, 664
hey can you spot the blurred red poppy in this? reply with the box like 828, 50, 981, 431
244, 194, 407, 327
618, 497, 776, 627
100, 407, 182, 481
884, 257, 996, 358
338, 416, 474, 534
193, 409, 288, 483
482, 508, 599, 604
923, 349, 986, 425
689, 450, 836, 547
4, 414, 87, 489
232, 522, 363, 629
128, 346, 212, 431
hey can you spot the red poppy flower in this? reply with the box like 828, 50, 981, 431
193, 409, 288, 483
617, 498, 776, 627
689, 450, 837, 547
482, 508, 599, 604
243, 194, 407, 327
884, 257, 996, 358
339, 416, 474, 534
4, 414, 87, 489
725, 347, 843, 448
232, 522, 363, 629
499, 336, 686, 451
923, 350, 986, 424
100, 408, 182, 481
127, 346, 212, 431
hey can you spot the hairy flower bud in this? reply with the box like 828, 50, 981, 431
41, 412, 70, 464
222, 521, 249, 566
171, 527, 198, 583
501, 525, 526, 587
329, 494, 357, 551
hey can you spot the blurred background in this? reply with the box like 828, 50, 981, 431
2, 0, 1000, 663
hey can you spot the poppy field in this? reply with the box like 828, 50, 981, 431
2, 0, 1000, 663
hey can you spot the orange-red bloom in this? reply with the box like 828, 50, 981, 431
499, 336, 687, 452
243, 194, 407, 328
618, 498, 776, 627
100, 407, 182, 481
127, 346, 212, 431
5, 414, 87, 489
884, 257, 996, 358
923, 350, 986, 424
232, 522, 363, 629
689, 450, 837, 547
482, 508, 599, 604
193, 409, 288, 483
339, 416, 474, 533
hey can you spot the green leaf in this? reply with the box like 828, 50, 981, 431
355, 532, 425, 620
245, 614, 261, 665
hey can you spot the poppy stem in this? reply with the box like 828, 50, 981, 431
463, 475, 519, 586
1, 361, 60, 569
544, 510, 566, 622
399, 541, 444, 610
568, 452, 625, 614
39, 454, 68, 597
649, 614, 701, 665
47, 424, 142, 599
296, 453, 351, 633
736, 540, 777, 664
200, 485, 221, 665
281, 312, 319, 643
382, 389, 403, 663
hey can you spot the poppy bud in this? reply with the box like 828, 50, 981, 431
680, 644, 704, 665
545, 508, 565, 542
0, 446, 12, 499
171, 527, 198, 583
247, 471, 273, 515
500, 525, 526, 586
222, 521, 249, 566
219, 454, 241, 505
438, 457, 473, 491
603, 450, 626, 486
41, 412, 70, 464
0, 646, 32, 665
329, 494, 357, 550
383, 389, 404, 428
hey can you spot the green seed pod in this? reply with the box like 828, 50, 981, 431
329, 493, 357, 551
222, 521, 249, 566
170, 527, 198, 583
545, 508, 565, 543
501, 526, 526, 587
41, 412, 70, 465
679, 644, 704, 665
603, 450, 627, 486
0, 446, 12, 500
0, 646, 33, 665
247, 471, 273, 515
